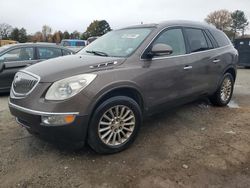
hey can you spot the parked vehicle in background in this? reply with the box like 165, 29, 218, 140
9, 21, 238, 154
0, 43, 74, 92
60, 39, 86, 52
86, 36, 99, 45
0, 40, 18, 47
234, 38, 250, 68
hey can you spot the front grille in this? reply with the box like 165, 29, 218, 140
12, 71, 39, 97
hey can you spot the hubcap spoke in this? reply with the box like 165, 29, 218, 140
100, 121, 111, 126
101, 130, 112, 139
99, 126, 111, 133
106, 132, 114, 144
98, 105, 136, 146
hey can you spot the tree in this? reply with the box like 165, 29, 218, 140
42, 25, 52, 42
83, 20, 111, 39
70, 30, 80, 39
32, 32, 43, 42
18, 28, 28, 43
10, 27, 28, 43
205, 10, 232, 31
10, 28, 19, 41
0, 23, 13, 39
63, 31, 70, 39
231, 10, 249, 39
52, 31, 61, 43
58, 31, 63, 41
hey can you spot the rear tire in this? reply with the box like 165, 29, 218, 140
209, 73, 234, 106
87, 96, 142, 154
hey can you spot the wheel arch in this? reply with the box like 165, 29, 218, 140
87, 85, 145, 121
223, 66, 236, 81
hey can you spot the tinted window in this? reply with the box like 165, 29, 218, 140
62, 49, 72, 56
209, 29, 231, 47
38, 47, 62, 59
62, 41, 71, 47
203, 31, 213, 49
0, 47, 34, 62
76, 41, 85, 46
153, 28, 186, 56
185, 28, 209, 53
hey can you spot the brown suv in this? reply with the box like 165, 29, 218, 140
9, 21, 238, 154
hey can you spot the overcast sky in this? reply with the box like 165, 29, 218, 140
1, 0, 250, 34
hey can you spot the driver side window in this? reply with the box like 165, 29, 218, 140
153, 28, 186, 56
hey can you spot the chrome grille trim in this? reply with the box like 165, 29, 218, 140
11, 70, 40, 99
9, 101, 79, 116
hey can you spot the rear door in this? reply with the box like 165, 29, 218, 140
183, 28, 216, 95
0, 47, 36, 90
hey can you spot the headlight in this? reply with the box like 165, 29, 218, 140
45, 74, 97, 100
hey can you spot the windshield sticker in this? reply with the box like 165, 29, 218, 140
121, 34, 140, 39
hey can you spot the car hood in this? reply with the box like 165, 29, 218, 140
24, 54, 126, 82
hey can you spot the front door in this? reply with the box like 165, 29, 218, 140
0, 47, 36, 91
140, 28, 194, 110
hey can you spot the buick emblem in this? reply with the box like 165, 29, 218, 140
13, 74, 22, 87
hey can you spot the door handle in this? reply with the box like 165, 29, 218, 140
184, 65, 193, 70
213, 59, 220, 63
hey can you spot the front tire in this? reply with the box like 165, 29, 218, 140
210, 73, 234, 106
88, 96, 142, 154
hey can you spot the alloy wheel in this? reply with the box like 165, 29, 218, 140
220, 77, 232, 102
98, 105, 135, 146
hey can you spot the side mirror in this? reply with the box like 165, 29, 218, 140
148, 43, 173, 58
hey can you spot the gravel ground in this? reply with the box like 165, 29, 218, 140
0, 69, 249, 188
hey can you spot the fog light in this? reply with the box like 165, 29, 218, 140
41, 115, 76, 125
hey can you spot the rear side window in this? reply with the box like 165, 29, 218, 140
185, 28, 209, 53
153, 28, 186, 56
37, 47, 62, 59
203, 32, 213, 49
209, 29, 231, 47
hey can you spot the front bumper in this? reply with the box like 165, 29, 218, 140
9, 101, 90, 145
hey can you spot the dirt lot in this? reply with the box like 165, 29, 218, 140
0, 69, 249, 188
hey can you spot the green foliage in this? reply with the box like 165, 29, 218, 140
18, 28, 28, 43
10, 27, 27, 43
70, 31, 80, 39
63, 31, 70, 39
10, 28, 19, 41
205, 9, 249, 40
83, 20, 111, 39
231, 10, 249, 38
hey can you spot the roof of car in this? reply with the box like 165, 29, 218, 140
122, 20, 216, 30
0, 42, 75, 52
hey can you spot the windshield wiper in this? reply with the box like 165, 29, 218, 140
86, 50, 109, 57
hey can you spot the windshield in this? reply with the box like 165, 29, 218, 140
79, 28, 153, 57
